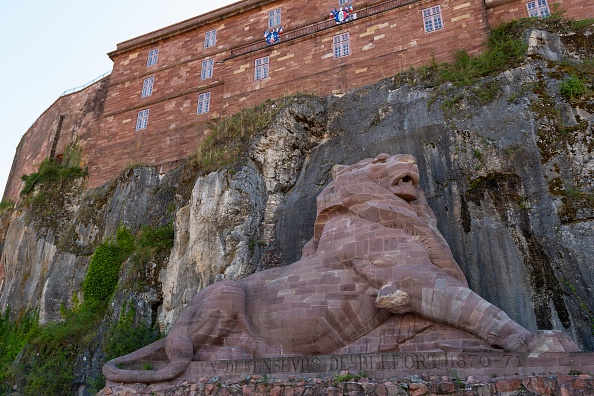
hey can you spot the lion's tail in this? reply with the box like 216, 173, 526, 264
102, 336, 192, 383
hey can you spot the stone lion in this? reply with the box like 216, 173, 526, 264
103, 153, 578, 384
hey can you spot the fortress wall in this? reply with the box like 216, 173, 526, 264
3, 77, 109, 201
89, 0, 489, 187
8, 0, 593, 191
222, 0, 489, 103
485, 0, 594, 27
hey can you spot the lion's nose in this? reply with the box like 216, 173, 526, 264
399, 155, 416, 164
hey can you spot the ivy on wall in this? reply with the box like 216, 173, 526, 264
82, 226, 134, 303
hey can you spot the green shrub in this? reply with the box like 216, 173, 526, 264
23, 349, 75, 396
437, 23, 528, 86
19, 156, 87, 233
137, 223, 174, 251
0, 301, 106, 395
82, 226, 134, 303
559, 74, 588, 99
18, 299, 106, 395
332, 372, 359, 385
104, 302, 160, 363
0, 310, 38, 389
0, 199, 14, 215
20, 158, 85, 196
62, 144, 83, 168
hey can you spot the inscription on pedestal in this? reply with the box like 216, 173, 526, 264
187, 352, 524, 377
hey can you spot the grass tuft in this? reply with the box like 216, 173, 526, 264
192, 94, 315, 173
559, 74, 589, 99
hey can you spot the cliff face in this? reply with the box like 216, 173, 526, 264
0, 25, 592, 393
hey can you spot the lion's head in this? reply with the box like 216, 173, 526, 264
315, 153, 436, 228
307, 153, 467, 284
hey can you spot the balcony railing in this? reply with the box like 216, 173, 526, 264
227, 0, 420, 59
60, 71, 111, 97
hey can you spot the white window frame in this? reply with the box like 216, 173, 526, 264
254, 56, 269, 81
333, 33, 350, 59
136, 109, 150, 130
141, 77, 154, 97
268, 9, 281, 28
147, 49, 159, 66
422, 5, 444, 33
339, 0, 353, 7
201, 59, 214, 80
204, 29, 217, 49
526, 0, 550, 17
197, 92, 211, 115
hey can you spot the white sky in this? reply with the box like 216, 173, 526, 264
0, 0, 239, 199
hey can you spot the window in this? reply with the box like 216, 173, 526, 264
527, 0, 550, 17
268, 8, 281, 28
339, 0, 353, 7
333, 33, 350, 58
147, 49, 159, 66
422, 6, 444, 33
201, 59, 214, 80
197, 92, 211, 115
136, 109, 149, 130
254, 57, 269, 81
204, 29, 217, 49
141, 77, 154, 97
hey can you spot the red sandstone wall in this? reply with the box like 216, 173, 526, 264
485, 0, 594, 27
221, 0, 489, 106
3, 77, 109, 201
90, 0, 490, 188
10, 0, 592, 191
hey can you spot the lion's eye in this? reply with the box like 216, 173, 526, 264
402, 176, 411, 183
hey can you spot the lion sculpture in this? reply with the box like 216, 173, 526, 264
103, 153, 578, 383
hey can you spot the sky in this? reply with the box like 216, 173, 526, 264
0, 0, 239, 199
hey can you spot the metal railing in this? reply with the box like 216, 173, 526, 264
60, 71, 111, 97
228, 0, 420, 59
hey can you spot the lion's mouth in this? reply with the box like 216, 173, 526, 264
390, 173, 418, 201
397, 175, 413, 185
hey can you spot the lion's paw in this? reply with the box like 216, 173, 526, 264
375, 284, 410, 313
525, 330, 580, 356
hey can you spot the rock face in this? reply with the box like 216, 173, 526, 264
0, 167, 168, 324
159, 164, 267, 330
0, 26, 593, 392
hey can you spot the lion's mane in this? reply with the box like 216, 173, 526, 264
306, 154, 467, 285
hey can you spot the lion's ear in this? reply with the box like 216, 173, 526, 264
372, 153, 390, 163
331, 164, 349, 178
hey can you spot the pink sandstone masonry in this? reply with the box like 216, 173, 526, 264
4, 0, 594, 200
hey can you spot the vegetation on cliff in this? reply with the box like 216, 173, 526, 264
18, 145, 87, 235
0, 222, 173, 395
193, 94, 316, 173
82, 227, 135, 304
0, 199, 14, 215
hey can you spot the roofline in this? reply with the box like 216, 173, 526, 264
107, 0, 278, 59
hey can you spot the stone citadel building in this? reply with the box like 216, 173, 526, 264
3, 0, 593, 200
